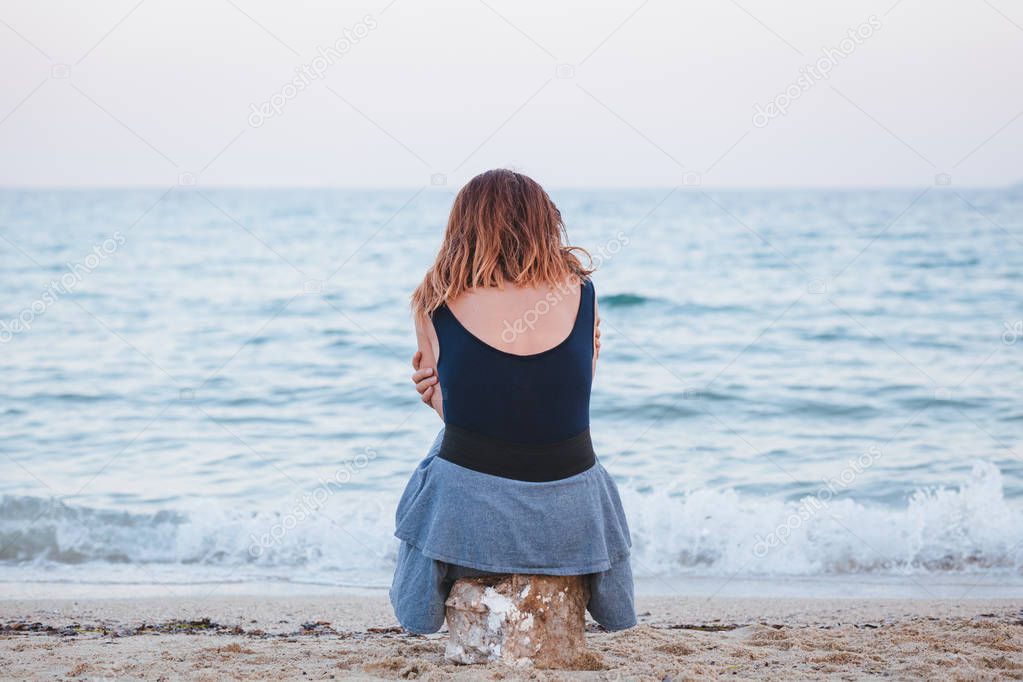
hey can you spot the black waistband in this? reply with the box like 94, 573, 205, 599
438, 424, 596, 482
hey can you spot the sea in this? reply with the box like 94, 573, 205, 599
2, 186, 1022, 599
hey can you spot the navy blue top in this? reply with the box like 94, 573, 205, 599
432, 278, 595, 445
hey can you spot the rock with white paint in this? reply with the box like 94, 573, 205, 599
444, 574, 589, 668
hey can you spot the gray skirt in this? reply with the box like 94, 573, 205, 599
389, 428, 636, 633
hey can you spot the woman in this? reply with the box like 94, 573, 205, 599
390, 169, 635, 633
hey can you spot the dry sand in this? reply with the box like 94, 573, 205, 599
1, 594, 1021, 680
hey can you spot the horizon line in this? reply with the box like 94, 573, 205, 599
0, 182, 1019, 192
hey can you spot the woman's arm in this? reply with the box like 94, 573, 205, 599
413, 312, 443, 419
592, 298, 601, 380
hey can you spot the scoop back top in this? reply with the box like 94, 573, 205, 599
430, 278, 596, 480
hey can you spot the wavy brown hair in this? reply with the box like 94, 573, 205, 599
412, 169, 592, 315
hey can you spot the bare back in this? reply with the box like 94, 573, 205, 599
447, 284, 582, 356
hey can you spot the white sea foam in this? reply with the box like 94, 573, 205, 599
2, 461, 1021, 585
623, 460, 1023, 576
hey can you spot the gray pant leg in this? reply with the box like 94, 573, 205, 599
389, 542, 449, 634
586, 556, 637, 631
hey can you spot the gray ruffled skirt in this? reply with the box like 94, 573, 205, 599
389, 428, 635, 633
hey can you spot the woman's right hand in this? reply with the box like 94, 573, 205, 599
412, 350, 438, 406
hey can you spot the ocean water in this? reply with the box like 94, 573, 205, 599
2, 186, 1022, 597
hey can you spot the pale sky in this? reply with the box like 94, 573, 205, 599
1, 0, 1021, 188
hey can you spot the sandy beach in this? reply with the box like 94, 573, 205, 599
2, 592, 1021, 680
